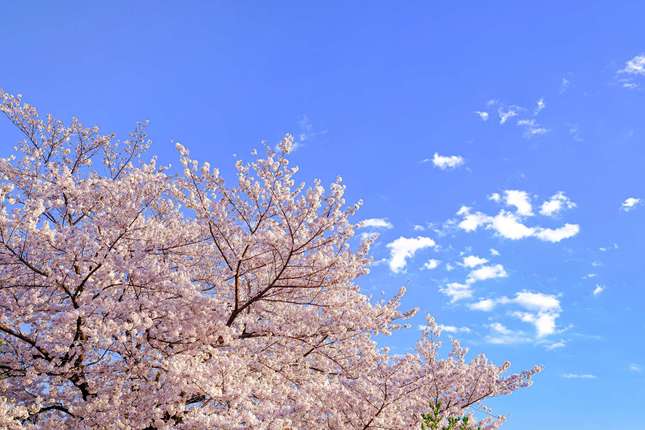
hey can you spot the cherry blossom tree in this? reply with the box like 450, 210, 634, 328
0, 91, 540, 429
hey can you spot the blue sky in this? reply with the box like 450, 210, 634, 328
2, 2, 645, 428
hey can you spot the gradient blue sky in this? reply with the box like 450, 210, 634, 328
2, 2, 645, 429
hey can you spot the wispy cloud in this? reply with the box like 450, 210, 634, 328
358, 218, 394, 229
474, 111, 489, 121
545, 340, 566, 350
517, 118, 548, 137
599, 243, 619, 252
562, 373, 597, 379
438, 324, 471, 334
568, 123, 583, 142
592, 284, 605, 296
360, 232, 379, 242
560, 77, 570, 94
617, 54, 645, 89
534, 98, 546, 115
386, 236, 436, 273
485, 322, 531, 345
628, 363, 642, 373
477, 98, 549, 138
296, 115, 328, 147
498, 106, 520, 125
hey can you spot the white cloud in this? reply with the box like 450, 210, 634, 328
358, 218, 394, 229
512, 291, 561, 312
413, 224, 426, 231
440, 282, 473, 303
442, 263, 507, 303
489, 322, 512, 335
511, 311, 558, 338
469, 298, 497, 312
432, 153, 465, 170
562, 373, 597, 379
456, 206, 490, 232
503, 190, 534, 216
469, 291, 561, 338
560, 77, 570, 94
491, 211, 535, 239
621, 197, 641, 212
474, 111, 489, 121
593, 284, 605, 296
456, 193, 580, 243
461, 255, 488, 268
386, 236, 436, 273
621, 54, 645, 75
423, 258, 440, 270
457, 208, 531, 239
628, 363, 642, 373
533, 224, 580, 243
488, 192, 502, 203
466, 264, 508, 284
490, 248, 500, 256
511, 293, 561, 338
540, 192, 576, 216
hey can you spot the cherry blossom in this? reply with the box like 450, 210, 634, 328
0, 91, 540, 429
